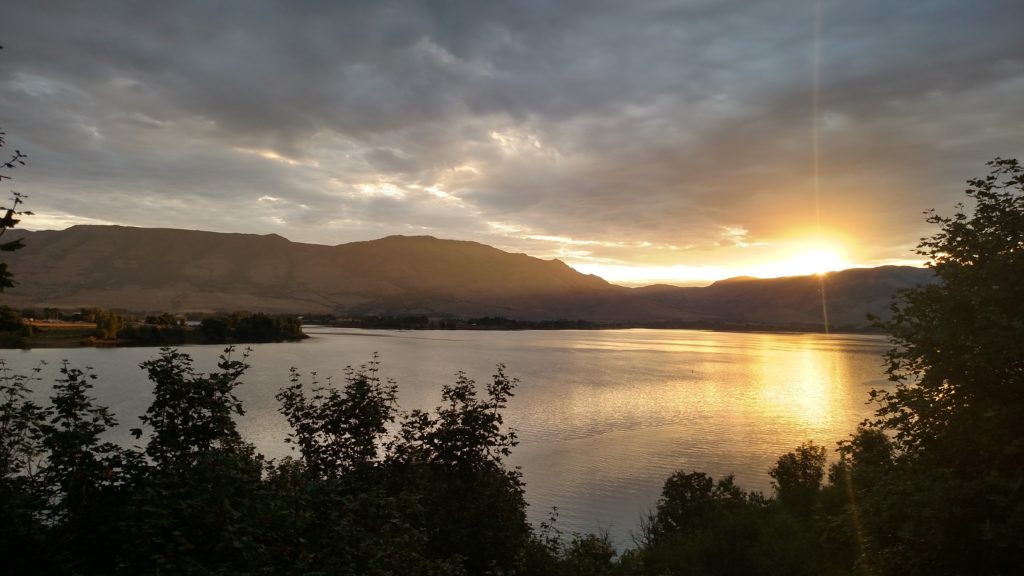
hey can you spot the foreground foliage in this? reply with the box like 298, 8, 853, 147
0, 116, 31, 292
847, 157, 1024, 574
0, 349, 562, 575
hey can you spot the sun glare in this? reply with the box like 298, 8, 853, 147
572, 263, 729, 286
569, 241, 855, 286
748, 244, 851, 279
788, 248, 847, 275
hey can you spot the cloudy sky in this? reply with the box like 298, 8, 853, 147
2, 1, 1022, 285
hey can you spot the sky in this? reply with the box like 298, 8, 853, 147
1, 1, 1022, 286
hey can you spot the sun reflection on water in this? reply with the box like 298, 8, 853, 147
753, 335, 842, 429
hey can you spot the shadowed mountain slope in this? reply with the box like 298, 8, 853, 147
2, 226, 932, 327
634, 266, 934, 329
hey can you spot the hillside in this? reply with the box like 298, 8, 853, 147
1, 226, 933, 327
635, 266, 933, 329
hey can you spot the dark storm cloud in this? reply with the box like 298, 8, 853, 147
1, 0, 1022, 274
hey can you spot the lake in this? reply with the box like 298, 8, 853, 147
5, 327, 891, 547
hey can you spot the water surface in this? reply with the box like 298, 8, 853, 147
6, 328, 890, 546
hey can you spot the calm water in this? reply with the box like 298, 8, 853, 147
6, 328, 890, 547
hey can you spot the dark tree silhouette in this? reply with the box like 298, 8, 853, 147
874, 157, 1024, 471
842, 157, 1024, 574
0, 48, 32, 292
769, 441, 826, 514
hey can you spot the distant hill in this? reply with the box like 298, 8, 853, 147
1, 225, 933, 329
633, 266, 934, 330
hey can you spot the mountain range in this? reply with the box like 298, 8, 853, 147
1, 226, 933, 329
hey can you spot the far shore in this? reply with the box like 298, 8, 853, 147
3, 321, 882, 350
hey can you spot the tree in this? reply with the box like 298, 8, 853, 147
0, 360, 45, 481
649, 471, 751, 538
392, 365, 519, 471
199, 316, 230, 342
276, 355, 399, 476
851, 158, 1024, 574
133, 347, 250, 470
37, 364, 140, 574
874, 157, 1024, 473
40, 364, 126, 521
387, 366, 529, 574
0, 305, 22, 331
636, 471, 774, 576
0, 361, 48, 574
120, 348, 266, 575
559, 533, 618, 576
94, 310, 124, 340
0, 88, 32, 291
144, 312, 179, 327
768, 441, 827, 513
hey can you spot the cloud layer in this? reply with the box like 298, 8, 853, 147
2, 0, 1022, 284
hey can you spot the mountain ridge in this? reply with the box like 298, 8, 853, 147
2, 225, 932, 327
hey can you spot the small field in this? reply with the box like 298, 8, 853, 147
26, 320, 98, 329
15, 321, 101, 348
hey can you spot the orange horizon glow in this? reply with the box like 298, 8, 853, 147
569, 235, 924, 287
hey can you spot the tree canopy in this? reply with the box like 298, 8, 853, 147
845, 157, 1024, 574
874, 157, 1024, 471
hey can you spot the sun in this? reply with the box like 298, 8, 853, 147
787, 247, 849, 275
568, 234, 858, 286
747, 243, 852, 279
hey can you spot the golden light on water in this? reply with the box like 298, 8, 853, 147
753, 336, 840, 429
